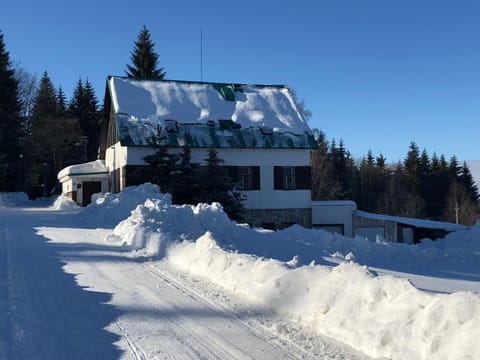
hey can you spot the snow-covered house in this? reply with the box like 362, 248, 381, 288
99, 76, 317, 228
57, 160, 109, 206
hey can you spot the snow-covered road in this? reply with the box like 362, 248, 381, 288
0, 206, 367, 359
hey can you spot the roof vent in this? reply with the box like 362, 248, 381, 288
233, 84, 243, 92
218, 119, 233, 129
260, 126, 273, 135
213, 84, 235, 101
164, 119, 179, 133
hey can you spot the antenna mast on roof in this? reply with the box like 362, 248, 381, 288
200, 29, 204, 82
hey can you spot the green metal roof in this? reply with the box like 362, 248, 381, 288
117, 116, 317, 149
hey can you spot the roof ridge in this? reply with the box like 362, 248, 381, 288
107, 75, 287, 88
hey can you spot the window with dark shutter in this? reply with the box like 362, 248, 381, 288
236, 166, 260, 191
238, 167, 252, 190
274, 166, 296, 190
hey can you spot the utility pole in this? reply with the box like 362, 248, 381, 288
200, 29, 203, 82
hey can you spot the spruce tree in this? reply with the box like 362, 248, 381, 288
404, 141, 421, 192
126, 25, 166, 79
170, 145, 198, 205
311, 131, 339, 200
141, 130, 178, 193
0, 30, 23, 191
198, 149, 244, 221
31, 71, 57, 126
56, 86, 67, 117
29, 72, 81, 195
459, 162, 479, 204
69, 78, 101, 160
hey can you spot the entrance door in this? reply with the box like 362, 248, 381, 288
82, 181, 102, 206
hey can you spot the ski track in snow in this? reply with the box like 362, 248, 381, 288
0, 206, 368, 360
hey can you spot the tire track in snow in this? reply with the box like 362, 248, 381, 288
113, 317, 147, 360
0, 220, 14, 360
40, 223, 368, 359
145, 262, 367, 360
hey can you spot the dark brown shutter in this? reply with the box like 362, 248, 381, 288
295, 166, 311, 190
274, 166, 283, 190
251, 166, 260, 190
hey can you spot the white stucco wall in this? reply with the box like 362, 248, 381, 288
105, 142, 128, 171
105, 145, 312, 209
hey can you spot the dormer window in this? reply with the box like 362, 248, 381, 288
260, 126, 273, 135
164, 119, 179, 133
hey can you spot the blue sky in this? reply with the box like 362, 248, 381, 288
2, 0, 479, 163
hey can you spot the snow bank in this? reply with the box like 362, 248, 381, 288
168, 233, 480, 360
101, 185, 480, 359
50, 195, 79, 210
0, 192, 31, 207
78, 183, 165, 228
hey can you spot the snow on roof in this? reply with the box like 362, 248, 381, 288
354, 210, 467, 231
57, 160, 108, 180
108, 76, 315, 148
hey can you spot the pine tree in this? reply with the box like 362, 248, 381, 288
311, 130, 339, 200
0, 30, 23, 191
56, 86, 67, 117
357, 150, 378, 211
31, 71, 57, 121
427, 152, 450, 220
403, 141, 421, 192
198, 149, 244, 221
459, 161, 480, 204
170, 145, 198, 205
69, 78, 101, 160
29, 72, 81, 195
141, 130, 178, 193
126, 25, 166, 79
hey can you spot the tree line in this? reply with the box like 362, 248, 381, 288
312, 131, 480, 225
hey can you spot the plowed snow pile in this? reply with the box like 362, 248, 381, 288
69, 184, 480, 360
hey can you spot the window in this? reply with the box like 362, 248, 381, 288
283, 167, 295, 190
238, 167, 252, 190
235, 166, 260, 191
274, 166, 311, 190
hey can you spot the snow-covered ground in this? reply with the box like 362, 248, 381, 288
1, 185, 480, 359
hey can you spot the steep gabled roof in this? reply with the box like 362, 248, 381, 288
106, 76, 317, 149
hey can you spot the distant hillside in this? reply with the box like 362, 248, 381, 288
467, 160, 480, 190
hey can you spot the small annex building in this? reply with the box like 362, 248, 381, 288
98, 76, 318, 228
57, 160, 109, 206
353, 210, 467, 243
